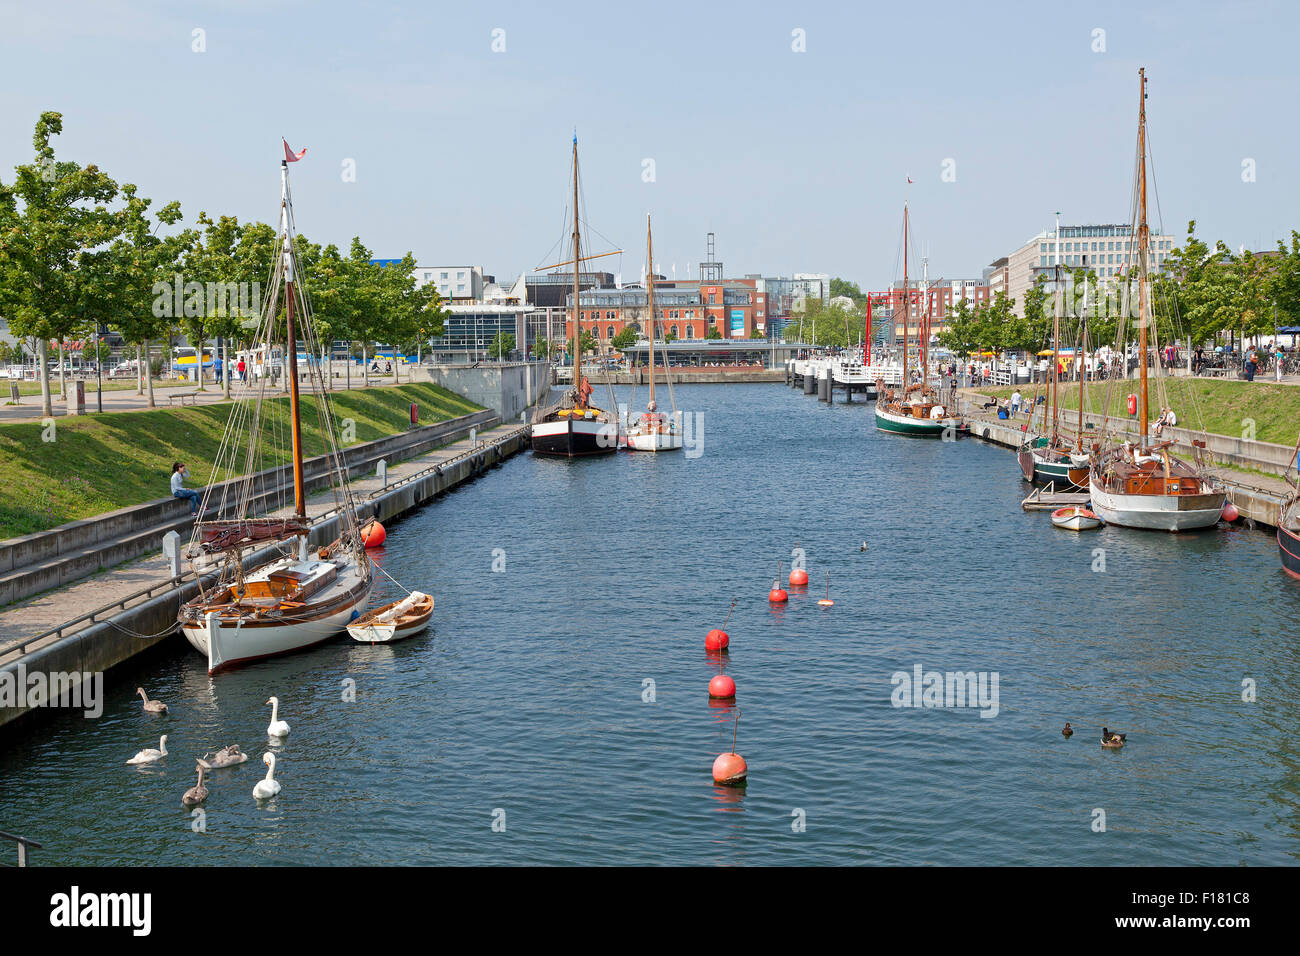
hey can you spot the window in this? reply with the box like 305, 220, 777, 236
607, 326, 614, 339
424, 272, 431, 280
457, 271, 465, 279
441, 272, 448, 280
671, 325, 679, 337
709, 294, 717, 304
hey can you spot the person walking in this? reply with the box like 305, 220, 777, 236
1245, 350, 1258, 382
236, 357, 246, 382
1275, 343, 1285, 382
170, 462, 202, 516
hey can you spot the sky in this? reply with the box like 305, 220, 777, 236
1, 0, 1296, 292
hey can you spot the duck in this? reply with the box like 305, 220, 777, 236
181, 765, 209, 807
137, 686, 168, 714
198, 744, 248, 770
252, 752, 281, 800
1101, 727, 1126, 748
127, 734, 168, 765
266, 697, 290, 738
1062, 722, 1073, 738
859, 541, 868, 552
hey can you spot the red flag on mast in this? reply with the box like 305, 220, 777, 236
283, 139, 307, 162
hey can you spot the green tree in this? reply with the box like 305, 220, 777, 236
706, 327, 722, 340
488, 331, 515, 359
0, 112, 121, 415
611, 326, 638, 350
829, 277, 866, 305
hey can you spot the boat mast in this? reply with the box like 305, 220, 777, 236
1078, 260, 1087, 450
902, 202, 909, 390
646, 215, 656, 408
280, 160, 305, 520
571, 135, 582, 404
1137, 68, 1150, 448
1050, 263, 1061, 446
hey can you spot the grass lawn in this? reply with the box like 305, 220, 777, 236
0, 382, 481, 538
5, 377, 171, 399
983, 378, 1300, 447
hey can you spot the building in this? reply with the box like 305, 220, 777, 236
860, 279, 995, 344
412, 265, 488, 303
565, 278, 769, 344
1003, 223, 1176, 313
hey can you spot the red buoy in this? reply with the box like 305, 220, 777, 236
708, 674, 736, 699
1221, 502, 1240, 522
712, 707, 746, 786
789, 567, 809, 586
712, 751, 747, 785
706, 600, 736, 651
360, 519, 386, 548
769, 561, 788, 602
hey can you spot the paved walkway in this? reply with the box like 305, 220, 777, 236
0, 422, 520, 656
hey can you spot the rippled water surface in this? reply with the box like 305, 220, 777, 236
2, 383, 1298, 865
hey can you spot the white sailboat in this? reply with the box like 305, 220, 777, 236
178, 150, 374, 673
626, 215, 683, 452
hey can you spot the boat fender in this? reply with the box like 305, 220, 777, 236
930, 406, 946, 419
349, 609, 361, 622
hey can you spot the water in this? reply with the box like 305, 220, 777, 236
2, 383, 1298, 865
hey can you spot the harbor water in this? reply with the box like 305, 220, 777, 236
1, 383, 1297, 865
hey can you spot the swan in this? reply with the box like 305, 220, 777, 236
182, 765, 209, 807
127, 734, 168, 765
137, 686, 168, 714
266, 697, 290, 738
198, 744, 248, 770
252, 752, 281, 799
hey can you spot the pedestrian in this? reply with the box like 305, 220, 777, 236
170, 462, 202, 516
1275, 343, 1285, 382
237, 357, 246, 382
1245, 350, 1258, 382
1010, 389, 1022, 414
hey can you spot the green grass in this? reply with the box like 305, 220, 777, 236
983, 379, 1300, 447
0, 383, 482, 538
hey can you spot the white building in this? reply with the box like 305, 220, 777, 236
413, 265, 487, 303
1003, 223, 1175, 313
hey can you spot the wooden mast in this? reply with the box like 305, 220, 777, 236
1137, 67, 1150, 448
571, 135, 582, 405
646, 215, 656, 409
1050, 263, 1061, 446
1077, 264, 1087, 450
902, 203, 909, 391
281, 160, 305, 520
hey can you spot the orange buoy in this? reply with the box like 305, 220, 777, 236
360, 519, 386, 548
1221, 502, 1240, 522
789, 567, 809, 586
708, 674, 736, 699
712, 707, 747, 785
706, 599, 736, 651
769, 561, 788, 603
817, 570, 835, 606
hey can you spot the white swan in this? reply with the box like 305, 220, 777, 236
127, 734, 168, 765
266, 697, 290, 738
252, 752, 281, 799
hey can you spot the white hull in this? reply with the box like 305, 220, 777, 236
626, 430, 683, 451
1088, 478, 1224, 532
1051, 508, 1102, 531
180, 555, 372, 673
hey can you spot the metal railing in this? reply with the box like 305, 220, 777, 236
0, 830, 42, 867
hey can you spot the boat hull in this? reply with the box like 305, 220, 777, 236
179, 556, 373, 674
347, 599, 434, 644
531, 416, 619, 457
626, 430, 683, 452
874, 404, 956, 437
1088, 478, 1224, 532
1051, 507, 1102, 531
1020, 447, 1089, 489
1278, 517, 1300, 579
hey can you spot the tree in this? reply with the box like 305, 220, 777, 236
611, 326, 638, 350
531, 337, 553, 359
829, 277, 867, 305
0, 112, 121, 415
706, 326, 722, 340
488, 331, 515, 359
579, 329, 597, 354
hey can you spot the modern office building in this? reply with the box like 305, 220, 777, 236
412, 265, 488, 304
1003, 223, 1175, 312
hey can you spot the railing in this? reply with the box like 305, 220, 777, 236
0, 830, 42, 867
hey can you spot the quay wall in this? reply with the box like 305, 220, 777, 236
416, 362, 550, 420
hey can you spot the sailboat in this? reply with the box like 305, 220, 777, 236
1018, 264, 1090, 488
177, 153, 374, 674
1087, 69, 1225, 532
875, 201, 960, 436
531, 134, 620, 457
1276, 434, 1300, 577
626, 215, 683, 452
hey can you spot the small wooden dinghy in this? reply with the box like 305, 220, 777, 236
347, 591, 433, 644
1051, 506, 1102, 531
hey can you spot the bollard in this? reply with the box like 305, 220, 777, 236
376, 458, 387, 489
803, 373, 815, 395
162, 530, 182, 579
8, 383, 19, 405
470, 427, 477, 449
818, 371, 831, 403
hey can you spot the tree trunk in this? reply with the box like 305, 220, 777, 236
57, 340, 66, 399
222, 339, 230, 399
136, 344, 143, 395
144, 339, 156, 408
362, 344, 368, 387
196, 339, 206, 391
393, 349, 400, 385
38, 339, 52, 417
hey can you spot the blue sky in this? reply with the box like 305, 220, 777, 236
1, 0, 1295, 293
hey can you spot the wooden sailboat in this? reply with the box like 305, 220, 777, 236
532, 134, 620, 457
1277, 434, 1300, 577
626, 215, 682, 452
178, 154, 374, 674
1087, 69, 1225, 532
875, 201, 959, 436
1018, 264, 1090, 488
